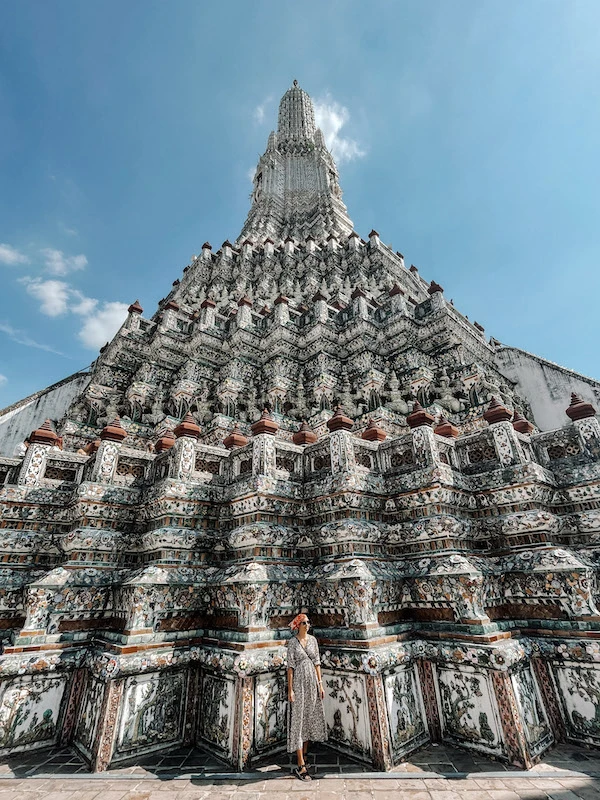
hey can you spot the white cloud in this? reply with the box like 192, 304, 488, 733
59, 223, 78, 237
0, 243, 29, 266
23, 278, 71, 317
253, 95, 272, 124
78, 302, 129, 349
19, 274, 128, 352
70, 290, 98, 316
314, 95, 366, 164
42, 248, 87, 276
247, 166, 256, 183
21, 278, 98, 318
0, 321, 66, 356
0, 374, 7, 388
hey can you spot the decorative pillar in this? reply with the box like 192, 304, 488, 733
484, 398, 527, 465
159, 300, 180, 332
531, 658, 566, 743
223, 423, 249, 450
237, 295, 253, 329
292, 420, 317, 445
91, 417, 127, 483
251, 410, 278, 476
566, 393, 600, 456
407, 402, 440, 468
428, 280, 445, 312
362, 419, 386, 442
368, 229, 380, 248
389, 285, 407, 315
348, 231, 361, 252
327, 407, 356, 473
170, 412, 200, 479
60, 668, 87, 745
232, 675, 254, 771
90, 679, 124, 772
351, 286, 369, 320
417, 660, 442, 742
512, 410, 535, 435
312, 290, 329, 323
199, 297, 216, 329
274, 295, 289, 325
200, 241, 212, 262
183, 668, 200, 745
241, 239, 254, 260
126, 299, 143, 331
365, 673, 392, 770
17, 419, 58, 486
490, 671, 531, 769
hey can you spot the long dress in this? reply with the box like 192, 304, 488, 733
287, 634, 327, 752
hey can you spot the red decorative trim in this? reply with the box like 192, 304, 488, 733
184, 668, 199, 744
491, 671, 530, 769
241, 676, 254, 768
417, 660, 441, 742
232, 675, 242, 767
91, 680, 124, 772
60, 668, 86, 745
532, 658, 566, 742
365, 674, 391, 770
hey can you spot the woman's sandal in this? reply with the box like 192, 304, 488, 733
295, 765, 312, 781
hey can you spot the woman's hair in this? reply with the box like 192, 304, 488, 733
289, 613, 309, 632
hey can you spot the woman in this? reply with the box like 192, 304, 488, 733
287, 613, 326, 781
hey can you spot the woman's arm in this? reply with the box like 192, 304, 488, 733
287, 667, 295, 702
315, 664, 325, 699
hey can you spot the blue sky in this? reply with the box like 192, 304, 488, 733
1, 1, 600, 408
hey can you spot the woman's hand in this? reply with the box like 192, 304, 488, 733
288, 689, 295, 703
319, 681, 325, 700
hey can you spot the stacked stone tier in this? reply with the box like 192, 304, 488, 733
1, 400, 599, 770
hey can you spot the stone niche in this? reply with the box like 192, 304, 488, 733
383, 665, 429, 763
551, 662, 600, 746
0, 673, 69, 755
435, 665, 505, 757
322, 670, 372, 761
112, 671, 188, 762
196, 669, 236, 760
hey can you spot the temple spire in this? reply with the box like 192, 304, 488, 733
277, 79, 316, 140
237, 81, 353, 245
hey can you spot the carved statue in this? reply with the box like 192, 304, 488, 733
338, 374, 364, 418
387, 371, 409, 415
289, 377, 310, 420
434, 368, 465, 414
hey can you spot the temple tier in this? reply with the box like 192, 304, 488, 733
0, 83, 600, 772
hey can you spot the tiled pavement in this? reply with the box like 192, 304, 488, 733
2, 742, 600, 798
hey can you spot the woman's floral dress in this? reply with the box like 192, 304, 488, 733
287, 634, 327, 752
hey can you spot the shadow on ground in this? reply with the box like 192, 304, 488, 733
3, 740, 600, 781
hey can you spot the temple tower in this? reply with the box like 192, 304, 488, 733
239, 80, 354, 244
0, 82, 600, 773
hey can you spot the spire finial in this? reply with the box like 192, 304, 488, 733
277, 81, 316, 139
237, 81, 354, 245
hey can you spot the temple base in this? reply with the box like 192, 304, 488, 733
3, 636, 590, 772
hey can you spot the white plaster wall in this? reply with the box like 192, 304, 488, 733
0, 372, 90, 456
494, 347, 600, 432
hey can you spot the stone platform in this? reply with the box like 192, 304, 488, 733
2, 743, 600, 799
